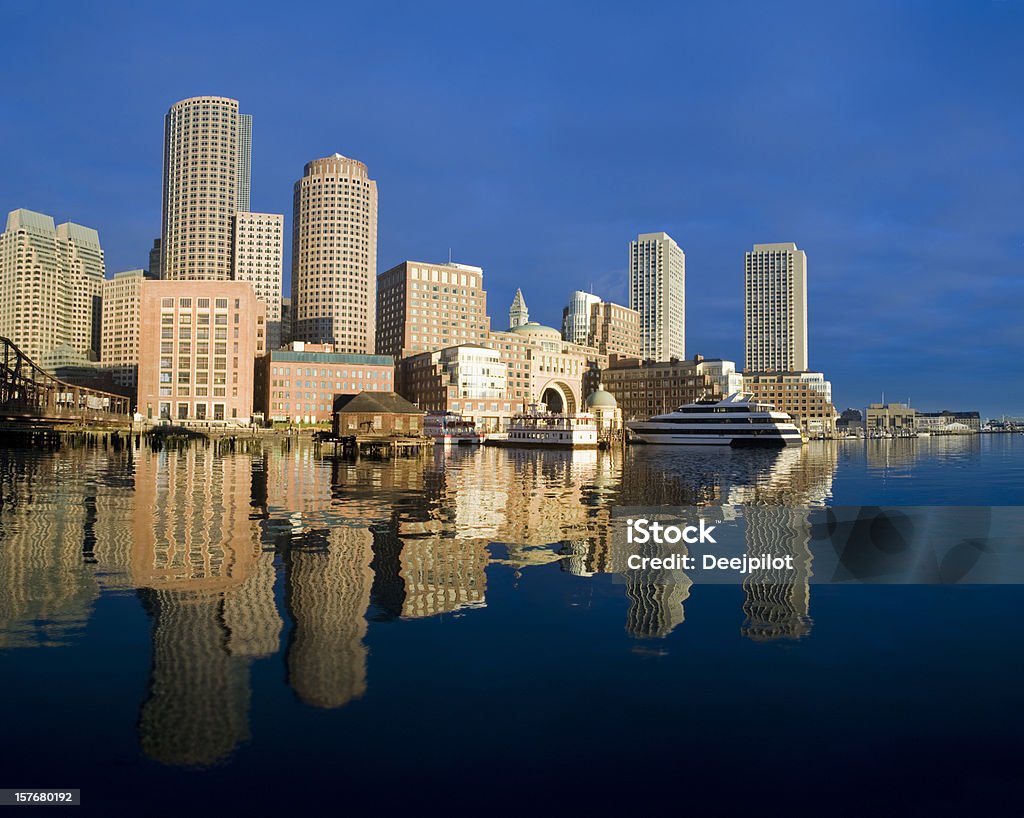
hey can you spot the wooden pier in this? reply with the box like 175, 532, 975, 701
315, 433, 429, 459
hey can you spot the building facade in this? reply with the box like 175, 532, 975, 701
915, 410, 981, 432
375, 261, 490, 359
161, 96, 251, 281
0, 208, 104, 371
100, 269, 145, 391
561, 290, 602, 346
629, 231, 685, 361
588, 300, 640, 359
744, 242, 808, 372
254, 342, 394, 425
233, 212, 284, 350
602, 356, 723, 420
137, 280, 265, 424
865, 402, 916, 432
744, 371, 837, 437
482, 322, 606, 416
292, 153, 378, 354
398, 344, 513, 431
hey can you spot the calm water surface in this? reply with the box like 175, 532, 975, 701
1, 435, 1021, 815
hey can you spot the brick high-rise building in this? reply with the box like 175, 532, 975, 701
136, 280, 265, 424
292, 153, 378, 354
588, 300, 640, 359
375, 260, 490, 359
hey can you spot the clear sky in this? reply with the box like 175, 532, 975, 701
1, 1, 1021, 416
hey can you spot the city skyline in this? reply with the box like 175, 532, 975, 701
0, 3, 1021, 415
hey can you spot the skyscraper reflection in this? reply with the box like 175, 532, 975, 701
284, 525, 374, 709
132, 448, 280, 766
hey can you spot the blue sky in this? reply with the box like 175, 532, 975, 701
1, 1, 1021, 416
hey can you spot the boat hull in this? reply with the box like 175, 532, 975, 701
628, 432, 801, 447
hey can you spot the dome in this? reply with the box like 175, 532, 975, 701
508, 322, 562, 340
586, 387, 617, 409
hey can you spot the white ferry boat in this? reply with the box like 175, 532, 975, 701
626, 393, 803, 447
424, 412, 485, 445
486, 405, 598, 449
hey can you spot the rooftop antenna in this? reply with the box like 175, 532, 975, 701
448, 247, 453, 264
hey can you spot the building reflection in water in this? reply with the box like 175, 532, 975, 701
0, 436, 846, 764
284, 525, 373, 709
132, 447, 280, 767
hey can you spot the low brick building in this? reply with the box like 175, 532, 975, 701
332, 392, 425, 438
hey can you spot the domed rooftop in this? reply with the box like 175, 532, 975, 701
586, 386, 617, 409
508, 321, 562, 340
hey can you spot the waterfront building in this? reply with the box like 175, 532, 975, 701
742, 371, 837, 437
588, 300, 641, 359
233, 212, 284, 349
699, 358, 744, 397
100, 269, 145, 392
136, 280, 265, 424
161, 96, 251, 280
254, 341, 394, 425
865, 402, 916, 432
398, 343, 512, 431
601, 355, 724, 420
332, 391, 424, 437
561, 290, 602, 346
375, 260, 490, 358
744, 242, 808, 372
292, 153, 378, 353
585, 385, 622, 434
0, 208, 104, 371
509, 288, 529, 328
629, 231, 685, 361
482, 318, 607, 416
915, 410, 981, 433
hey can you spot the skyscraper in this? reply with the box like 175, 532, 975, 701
0, 208, 104, 370
629, 232, 685, 361
232, 212, 283, 349
161, 96, 251, 280
561, 290, 601, 345
744, 242, 807, 372
292, 153, 378, 354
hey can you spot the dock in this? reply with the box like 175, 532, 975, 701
314, 433, 430, 459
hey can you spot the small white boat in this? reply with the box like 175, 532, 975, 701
424, 412, 485, 445
486, 404, 598, 449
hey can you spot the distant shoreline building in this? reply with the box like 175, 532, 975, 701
292, 153, 378, 354
630, 232, 685, 361
744, 242, 807, 372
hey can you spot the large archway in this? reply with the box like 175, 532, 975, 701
539, 381, 577, 415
